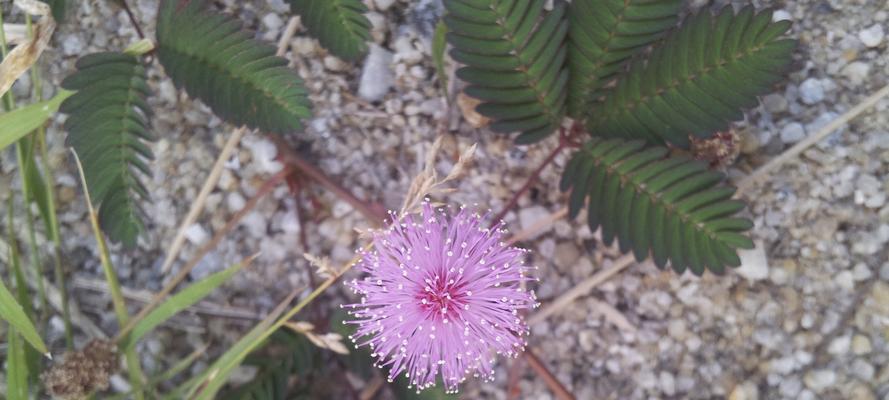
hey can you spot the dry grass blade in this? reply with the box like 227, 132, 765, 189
0, 0, 54, 98
737, 82, 889, 192
399, 135, 477, 216
159, 126, 247, 274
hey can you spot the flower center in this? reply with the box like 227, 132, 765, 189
418, 278, 463, 317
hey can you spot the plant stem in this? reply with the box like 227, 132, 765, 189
270, 136, 388, 224
3, 12, 50, 320
72, 151, 146, 400
26, 10, 75, 349
118, 0, 145, 39
490, 142, 566, 226
524, 349, 576, 400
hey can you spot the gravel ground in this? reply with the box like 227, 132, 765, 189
1, 0, 887, 399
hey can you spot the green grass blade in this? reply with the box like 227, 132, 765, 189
0, 90, 72, 150
6, 327, 30, 399
185, 289, 300, 400
0, 278, 48, 355
432, 20, 449, 100
126, 260, 251, 346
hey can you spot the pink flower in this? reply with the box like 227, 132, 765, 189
344, 202, 538, 393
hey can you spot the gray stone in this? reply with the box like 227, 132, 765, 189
761, 93, 788, 113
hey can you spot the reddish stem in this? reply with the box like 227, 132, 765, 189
271, 136, 388, 225
490, 142, 566, 227
524, 349, 576, 400
118, 0, 146, 39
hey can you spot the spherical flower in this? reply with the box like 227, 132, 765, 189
344, 202, 538, 393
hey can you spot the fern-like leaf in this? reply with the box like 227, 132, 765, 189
287, 0, 372, 61
60, 52, 154, 247
567, 0, 681, 117
585, 6, 795, 147
561, 138, 754, 275
444, 0, 569, 144
156, 0, 311, 134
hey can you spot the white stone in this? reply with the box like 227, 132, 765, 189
374, 0, 397, 11
184, 224, 209, 245
245, 138, 283, 174
62, 34, 85, 56
736, 240, 769, 281
852, 335, 872, 355
835, 270, 855, 290
280, 210, 300, 234
358, 45, 395, 101
241, 211, 268, 239
261, 13, 283, 32
827, 335, 851, 355
659, 371, 676, 396
780, 122, 807, 143
852, 263, 873, 281
772, 10, 792, 21
858, 24, 885, 47
841, 61, 871, 86
226, 192, 246, 212
803, 370, 836, 393
799, 78, 825, 104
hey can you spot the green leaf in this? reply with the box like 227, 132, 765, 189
444, 0, 569, 144
125, 260, 248, 347
566, 0, 681, 117
585, 6, 796, 147
0, 90, 72, 151
60, 52, 153, 247
20, 136, 54, 236
562, 137, 754, 275
157, 0, 312, 134
0, 278, 48, 354
288, 0, 372, 61
46, 0, 67, 22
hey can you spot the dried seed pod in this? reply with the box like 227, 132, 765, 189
43, 339, 119, 400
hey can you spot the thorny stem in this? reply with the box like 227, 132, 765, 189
115, 168, 292, 343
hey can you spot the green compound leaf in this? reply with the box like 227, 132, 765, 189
585, 6, 796, 148
444, 0, 569, 144
561, 137, 754, 275
60, 52, 154, 247
288, 0, 372, 61
156, 0, 311, 134
567, 0, 682, 117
